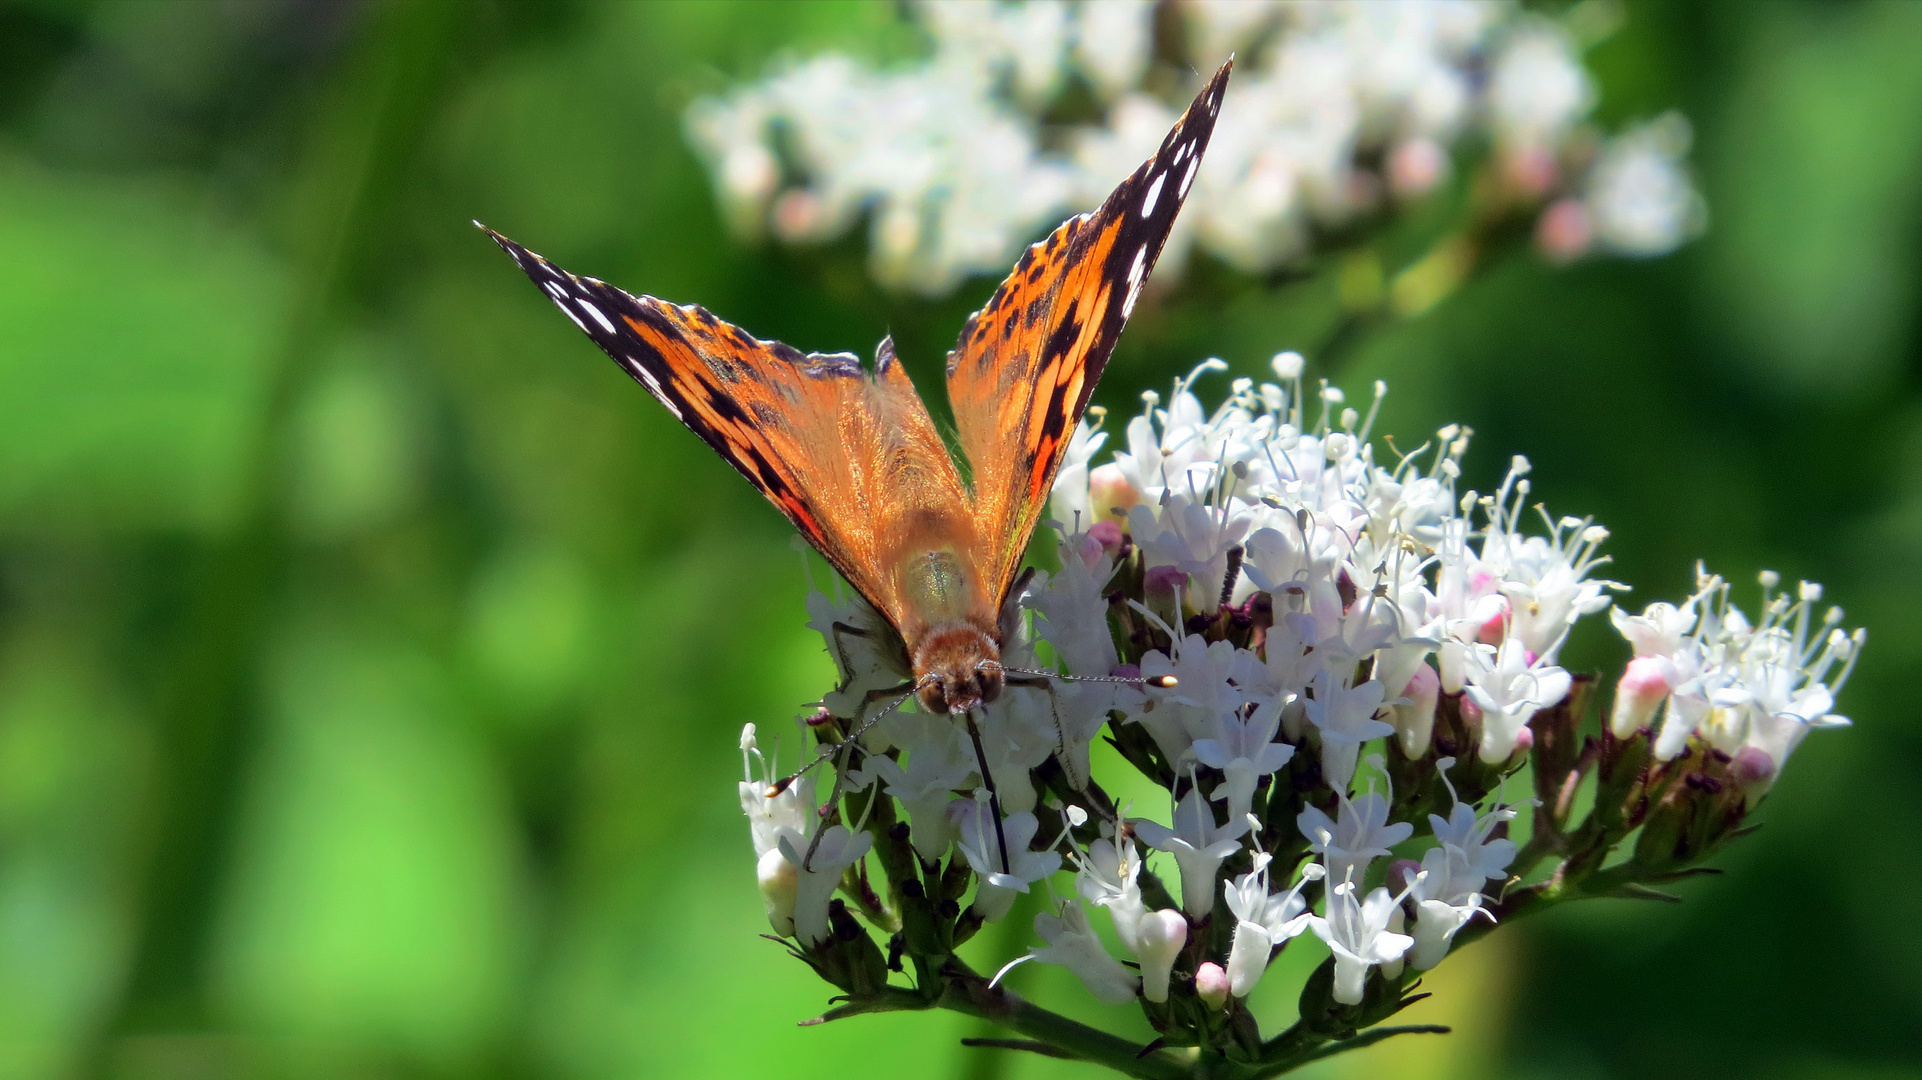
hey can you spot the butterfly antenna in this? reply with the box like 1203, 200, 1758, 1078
990, 665, 1179, 690
763, 678, 929, 799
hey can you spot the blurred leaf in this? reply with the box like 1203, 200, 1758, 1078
211, 618, 521, 1067
1704, 0, 1922, 397
0, 158, 284, 536
285, 334, 422, 542
0, 628, 147, 1080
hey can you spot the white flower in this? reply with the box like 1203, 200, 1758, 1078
1648, 572, 1862, 776
1391, 662, 1441, 758
948, 802, 1062, 921
1223, 854, 1320, 998
1587, 112, 1705, 258
1135, 909, 1189, 1003
857, 713, 975, 862
690, 2, 1698, 294
1075, 834, 1147, 952
739, 723, 813, 860
1129, 493, 1253, 604
1297, 785, 1414, 889
1031, 900, 1140, 1005
1462, 639, 1572, 764
778, 825, 874, 946
1309, 879, 1416, 1006
1193, 706, 1296, 823
1073, 0, 1155, 101
1027, 533, 1120, 678
1133, 785, 1249, 917
1494, 517, 1622, 664
1301, 671, 1394, 790
1487, 20, 1593, 148
1134, 628, 1263, 761
1403, 761, 1522, 969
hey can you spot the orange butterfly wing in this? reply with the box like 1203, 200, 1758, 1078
482, 228, 969, 625
947, 60, 1232, 603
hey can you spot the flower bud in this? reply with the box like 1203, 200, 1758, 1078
1145, 564, 1188, 596
1727, 745, 1776, 794
758, 847, 798, 937
1088, 518, 1124, 557
1226, 920, 1273, 999
1392, 663, 1440, 758
1072, 530, 1105, 568
1388, 137, 1449, 199
1536, 198, 1593, 263
1088, 463, 1140, 520
1385, 858, 1424, 897
1195, 962, 1230, 1009
1609, 655, 1673, 737
1135, 909, 1188, 1003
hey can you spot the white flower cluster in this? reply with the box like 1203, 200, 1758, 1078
738, 359, 1861, 1013
685, 0, 1704, 295
1609, 569, 1862, 784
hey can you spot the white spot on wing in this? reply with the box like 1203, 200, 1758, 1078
1122, 245, 1148, 318
636, 366, 682, 419
560, 306, 588, 333
542, 281, 566, 301
579, 299, 617, 335
1140, 172, 1165, 218
1180, 156, 1200, 198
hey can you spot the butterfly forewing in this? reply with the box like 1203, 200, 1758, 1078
945, 60, 1233, 606
483, 228, 970, 626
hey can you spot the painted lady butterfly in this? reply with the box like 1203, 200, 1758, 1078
483, 60, 1230, 724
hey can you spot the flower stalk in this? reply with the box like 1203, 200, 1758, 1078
735, 366, 1862, 1077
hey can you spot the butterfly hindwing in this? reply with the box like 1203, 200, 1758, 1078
945, 60, 1232, 603
483, 227, 970, 625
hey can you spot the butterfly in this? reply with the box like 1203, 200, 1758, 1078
483, 59, 1230, 722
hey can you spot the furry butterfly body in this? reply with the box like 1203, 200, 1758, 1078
484, 61, 1230, 716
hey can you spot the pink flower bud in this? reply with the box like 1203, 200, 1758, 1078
1503, 143, 1559, 199
1388, 137, 1449, 199
1477, 601, 1510, 645
1609, 655, 1673, 738
1089, 463, 1140, 520
1728, 745, 1777, 794
1385, 858, 1424, 897
1510, 724, 1534, 761
1088, 518, 1124, 556
1073, 531, 1104, 569
1145, 564, 1188, 596
1536, 198, 1593, 263
1195, 962, 1230, 1010
1135, 909, 1188, 1003
1393, 663, 1441, 758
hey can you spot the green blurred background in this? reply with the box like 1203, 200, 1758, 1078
0, 1, 1918, 1078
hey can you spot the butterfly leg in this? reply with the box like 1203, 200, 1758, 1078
960, 709, 1012, 876
799, 680, 918, 873
1006, 675, 1119, 826
828, 621, 873, 688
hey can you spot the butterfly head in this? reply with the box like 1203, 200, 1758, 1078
912, 626, 1004, 714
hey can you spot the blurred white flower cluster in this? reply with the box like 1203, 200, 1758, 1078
738, 358, 1861, 1027
686, 0, 1705, 295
